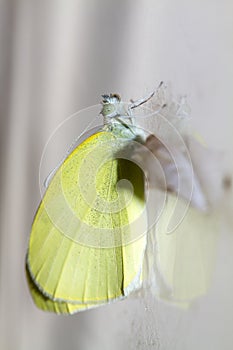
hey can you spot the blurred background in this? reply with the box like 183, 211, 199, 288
0, 1, 233, 349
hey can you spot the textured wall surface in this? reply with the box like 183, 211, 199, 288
0, 1, 233, 349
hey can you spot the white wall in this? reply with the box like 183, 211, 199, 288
0, 1, 233, 349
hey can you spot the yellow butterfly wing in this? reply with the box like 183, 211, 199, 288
25, 263, 91, 314
26, 131, 147, 312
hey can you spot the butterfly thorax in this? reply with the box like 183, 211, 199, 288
100, 93, 146, 142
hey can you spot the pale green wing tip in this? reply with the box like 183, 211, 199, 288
25, 258, 143, 314
25, 261, 99, 315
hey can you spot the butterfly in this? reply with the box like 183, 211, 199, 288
26, 84, 221, 313
26, 92, 155, 314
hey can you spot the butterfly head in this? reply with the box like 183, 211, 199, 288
101, 93, 123, 118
